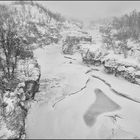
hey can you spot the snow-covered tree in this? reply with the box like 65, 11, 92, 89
0, 5, 33, 81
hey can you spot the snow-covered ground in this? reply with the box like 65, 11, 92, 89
25, 42, 140, 139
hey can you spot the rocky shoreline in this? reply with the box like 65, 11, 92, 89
80, 47, 140, 85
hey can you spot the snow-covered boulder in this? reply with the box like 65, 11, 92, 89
62, 30, 92, 55
102, 53, 140, 83
134, 71, 140, 84
114, 65, 126, 77
122, 67, 136, 83
103, 58, 119, 74
80, 44, 105, 66
0, 121, 15, 139
62, 35, 79, 54
117, 65, 126, 72
3, 92, 18, 115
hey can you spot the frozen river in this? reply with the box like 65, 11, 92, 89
26, 44, 140, 139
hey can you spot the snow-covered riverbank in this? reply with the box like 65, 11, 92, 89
26, 44, 140, 139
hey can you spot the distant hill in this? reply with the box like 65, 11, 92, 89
0, 1, 84, 48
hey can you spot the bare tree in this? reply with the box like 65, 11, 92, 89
0, 5, 33, 81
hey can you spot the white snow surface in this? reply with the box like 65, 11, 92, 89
26, 43, 140, 139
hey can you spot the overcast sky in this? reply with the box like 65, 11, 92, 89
38, 1, 140, 21
1, 1, 140, 21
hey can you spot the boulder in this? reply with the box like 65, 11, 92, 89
122, 67, 136, 83
62, 30, 92, 55
23, 80, 40, 100
115, 66, 126, 77
62, 36, 80, 55
135, 71, 140, 84
104, 59, 118, 74
81, 46, 103, 66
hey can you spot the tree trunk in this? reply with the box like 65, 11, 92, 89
11, 55, 18, 79
6, 56, 11, 80
123, 41, 128, 59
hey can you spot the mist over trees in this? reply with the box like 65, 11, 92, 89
99, 10, 140, 59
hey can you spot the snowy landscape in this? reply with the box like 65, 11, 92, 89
0, 1, 140, 139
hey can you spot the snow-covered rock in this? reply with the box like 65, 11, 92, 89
62, 30, 92, 55
117, 66, 126, 72
80, 44, 106, 66
3, 94, 17, 115
134, 71, 140, 84
0, 121, 15, 139
102, 54, 140, 83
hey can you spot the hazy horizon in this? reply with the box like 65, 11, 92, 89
38, 1, 140, 21
1, 1, 140, 22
